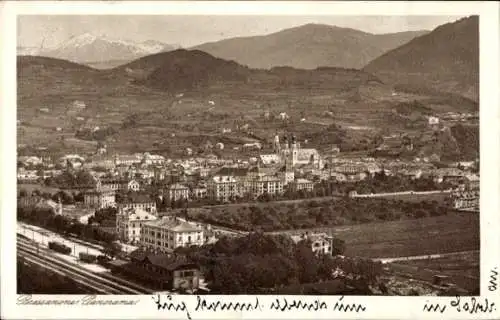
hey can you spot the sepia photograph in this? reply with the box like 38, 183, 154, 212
13, 13, 482, 298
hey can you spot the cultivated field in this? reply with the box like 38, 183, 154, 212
334, 213, 479, 258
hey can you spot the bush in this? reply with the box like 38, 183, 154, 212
79, 252, 97, 263
97, 254, 112, 267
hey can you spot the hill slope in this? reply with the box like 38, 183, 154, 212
364, 16, 479, 101
192, 24, 427, 70
119, 49, 383, 92
17, 55, 128, 98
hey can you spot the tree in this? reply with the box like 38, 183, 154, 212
331, 238, 346, 256
103, 242, 122, 259
75, 170, 96, 187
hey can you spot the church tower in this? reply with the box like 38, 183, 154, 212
291, 135, 298, 166
57, 196, 63, 216
274, 133, 281, 154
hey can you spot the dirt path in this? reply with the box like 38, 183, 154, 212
373, 250, 479, 263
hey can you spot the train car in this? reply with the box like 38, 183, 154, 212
48, 241, 72, 255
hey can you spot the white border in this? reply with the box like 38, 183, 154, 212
2, 1, 500, 319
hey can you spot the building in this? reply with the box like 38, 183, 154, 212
84, 189, 116, 209
168, 183, 190, 201
140, 216, 205, 252
117, 193, 157, 215
289, 178, 314, 193
452, 190, 479, 211
192, 184, 207, 199
291, 233, 335, 256
249, 175, 284, 198
116, 207, 153, 242
277, 162, 295, 185
464, 174, 480, 190
96, 178, 140, 192
114, 154, 142, 166
111, 250, 200, 292
116, 207, 157, 244
143, 153, 166, 166
207, 169, 246, 202
273, 134, 323, 169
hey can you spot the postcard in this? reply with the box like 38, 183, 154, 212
1, 1, 499, 319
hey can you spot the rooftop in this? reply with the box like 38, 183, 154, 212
145, 216, 203, 232
123, 208, 157, 221
118, 193, 154, 204
169, 183, 189, 190
295, 178, 313, 184
216, 167, 249, 177
129, 250, 198, 271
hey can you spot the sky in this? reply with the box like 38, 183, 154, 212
17, 15, 464, 49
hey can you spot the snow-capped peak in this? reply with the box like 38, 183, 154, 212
57, 33, 170, 54
40, 33, 176, 64
61, 33, 99, 49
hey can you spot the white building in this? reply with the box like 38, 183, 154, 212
140, 216, 205, 252
84, 189, 116, 209
116, 207, 157, 244
117, 194, 157, 215
270, 134, 323, 169
143, 153, 166, 166
207, 175, 239, 202
97, 178, 140, 192
289, 178, 314, 193
249, 175, 284, 198
291, 233, 335, 256
168, 183, 190, 201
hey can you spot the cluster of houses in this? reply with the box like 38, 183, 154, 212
19, 140, 480, 211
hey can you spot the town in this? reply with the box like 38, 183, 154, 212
17, 127, 479, 295
15, 14, 480, 297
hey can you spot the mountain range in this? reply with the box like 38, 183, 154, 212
364, 16, 479, 101
17, 33, 178, 67
17, 16, 478, 101
18, 24, 427, 70
192, 24, 428, 69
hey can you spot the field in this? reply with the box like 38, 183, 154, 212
332, 213, 479, 258
188, 195, 458, 233
395, 250, 479, 278
17, 56, 478, 159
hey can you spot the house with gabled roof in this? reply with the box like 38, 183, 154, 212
111, 250, 200, 292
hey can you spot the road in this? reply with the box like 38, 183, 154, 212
373, 250, 480, 264
17, 235, 152, 294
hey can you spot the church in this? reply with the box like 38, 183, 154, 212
259, 133, 323, 169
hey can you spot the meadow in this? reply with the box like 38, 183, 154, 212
333, 213, 479, 258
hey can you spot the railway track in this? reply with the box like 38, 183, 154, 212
17, 236, 153, 295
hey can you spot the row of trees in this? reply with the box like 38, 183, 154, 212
324, 170, 452, 196
19, 189, 85, 205
173, 232, 382, 294
44, 170, 96, 189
